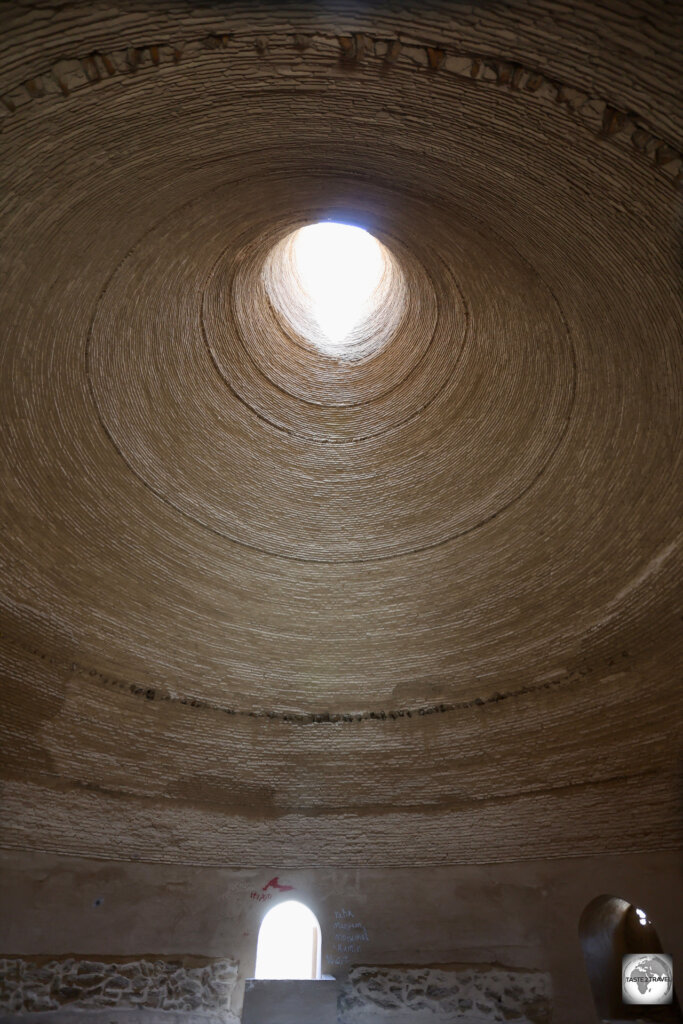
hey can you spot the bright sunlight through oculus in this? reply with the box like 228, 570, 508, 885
292, 222, 385, 346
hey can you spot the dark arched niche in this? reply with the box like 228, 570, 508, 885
579, 895, 681, 1022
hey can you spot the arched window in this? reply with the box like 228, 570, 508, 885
579, 894, 680, 1021
254, 900, 322, 980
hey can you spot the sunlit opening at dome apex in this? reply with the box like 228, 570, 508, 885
292, 222, 385, 346
262, 218, 407, 363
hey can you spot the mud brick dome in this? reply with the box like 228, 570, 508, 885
0, 3, 681, 1022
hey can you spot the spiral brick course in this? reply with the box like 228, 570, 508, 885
0, 0, 680, 867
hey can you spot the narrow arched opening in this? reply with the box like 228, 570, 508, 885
579, 895, 680, 1021
254, 900, 322, 981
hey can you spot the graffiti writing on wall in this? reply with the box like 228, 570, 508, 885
328, 909, 370, 968
249, 891, 271, 903
250, 877, 295, 902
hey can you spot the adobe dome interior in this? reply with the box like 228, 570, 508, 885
0, 2, 681, 1022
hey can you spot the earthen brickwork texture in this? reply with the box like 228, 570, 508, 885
0, 0, 680, 870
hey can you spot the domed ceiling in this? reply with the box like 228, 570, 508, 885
0, 0, 681, 866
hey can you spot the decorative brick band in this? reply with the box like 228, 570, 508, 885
0, 32, 679, 184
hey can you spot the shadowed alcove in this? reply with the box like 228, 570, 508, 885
580, 895, 682, 1022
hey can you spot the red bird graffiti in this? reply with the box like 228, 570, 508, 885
262, 877, 295, 893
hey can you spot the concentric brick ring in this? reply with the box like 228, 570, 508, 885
2, 1, 681, 867
87, 173, 575, 562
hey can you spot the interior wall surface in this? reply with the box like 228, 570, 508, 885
0, 0, 681, 1021
1, 850, 682, 1024
1, 0, 681, 870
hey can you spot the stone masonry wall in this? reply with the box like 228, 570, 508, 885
0, 957, 238, 1020
0, 957, 550, 1022
338, 965, 552, 1023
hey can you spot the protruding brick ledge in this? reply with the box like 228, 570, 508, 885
0, 32, 679, 185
